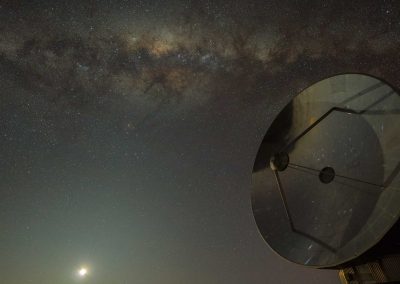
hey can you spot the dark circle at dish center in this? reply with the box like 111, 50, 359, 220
319, 166, 336, 184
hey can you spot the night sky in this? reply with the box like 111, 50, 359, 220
0, 1, 399, 283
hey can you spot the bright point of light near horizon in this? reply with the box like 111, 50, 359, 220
78, 267, 88, 277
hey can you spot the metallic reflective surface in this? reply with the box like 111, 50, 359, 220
251, 74, 400, 267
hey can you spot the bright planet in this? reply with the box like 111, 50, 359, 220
78, 267, 88, 277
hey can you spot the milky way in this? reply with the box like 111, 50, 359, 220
2, 1, 399, 123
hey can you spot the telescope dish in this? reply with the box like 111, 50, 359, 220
251, 74, 400, 268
